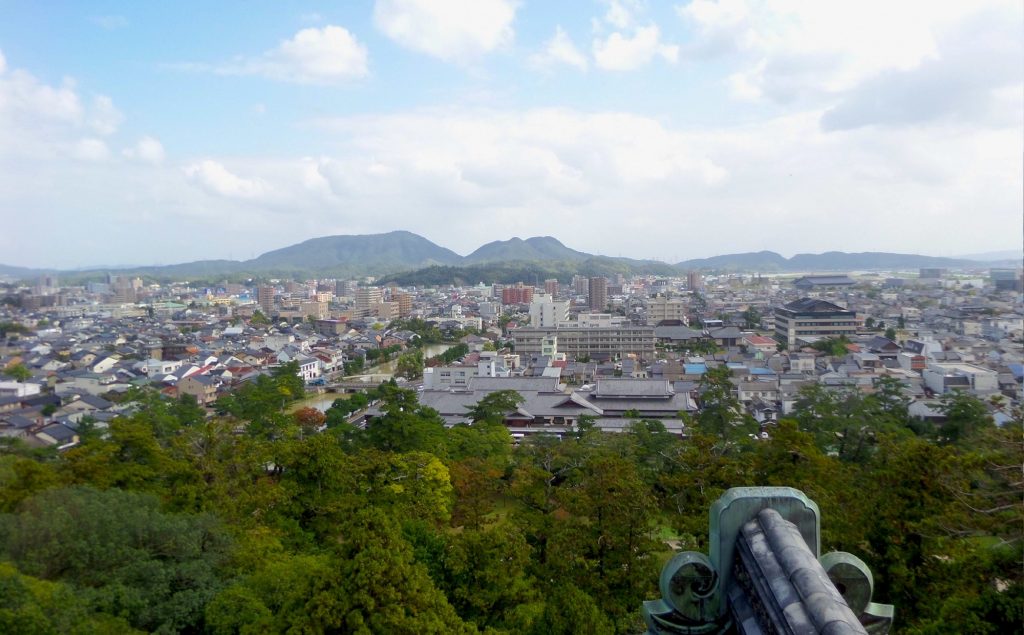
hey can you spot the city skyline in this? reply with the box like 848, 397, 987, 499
1, 1, 1022, 268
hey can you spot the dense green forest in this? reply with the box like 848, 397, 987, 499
0, 365, 1020, 633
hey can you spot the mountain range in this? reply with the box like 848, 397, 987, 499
1, 232, 1018, 283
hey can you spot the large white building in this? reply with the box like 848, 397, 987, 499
922, 363, 999, 396
513, 325, 655, 361
529, 294, 569, 328
774, 298, 857, 346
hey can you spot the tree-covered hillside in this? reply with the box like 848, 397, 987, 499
0, 368, 1019, 633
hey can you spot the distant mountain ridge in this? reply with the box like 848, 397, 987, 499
251, 231, 462, 270
465, 236, 590, 263
1, 233, 1015, 283
676, 250, 987, 272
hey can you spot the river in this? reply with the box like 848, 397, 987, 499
291, 342, 459, 412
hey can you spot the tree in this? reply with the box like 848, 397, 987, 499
363, 386, 447, 455
465, 390, 524, 424
0, 562, 139, 634
439, 524, 538, 630
937, 391, 992, 445
549, 455, 657, 626
2, 363, 31, 383
250, 310, 269, 326
292, 407, 326, 434
3, 486, 231, 633
395, 349, 424, 379
270, 361, 305, 402
529, 583, 614, 635
811, 336, 852, 357
208, 509, 474, 634
741, 306, 762, 329
884, 326, 897, 341
865, 316, 876, 329
696, 365, 755, 444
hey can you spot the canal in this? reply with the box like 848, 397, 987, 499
290, 342, 459, 413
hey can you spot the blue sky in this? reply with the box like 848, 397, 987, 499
1, 1, 1021, 268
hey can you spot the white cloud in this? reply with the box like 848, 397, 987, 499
123, 136, 165, 164
3, 102, 1020, 267
71, 138, 110, 161
178, 26, 368, 84
530, 26, 588, 71
601, 0, 641, 29
593, 25, 678, 71
184, 160, 268, 198
677, 0, 1017, 108
91, 15, 129, 30
374, 0, 518, 62
0, 54, 123, 163
88, 95, 123, 135
0, 50, 6, 74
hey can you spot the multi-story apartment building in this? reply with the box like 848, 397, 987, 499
687, 271, 703, 291
646, 295, 689, 325
589, 276, 608, 311
774, 298, 856, 346
512, 325, 655, 361
501, 284, 534, 305
257, 285, 275, 316
374, 301, 399, 322
395, 292, 413, 317
355, 286, 382, 317
572, 274, 589, 295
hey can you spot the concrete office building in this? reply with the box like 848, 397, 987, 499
529, 293, 570, 328
512, 325, 655, 361
646, 295, 689, 325
774, 298, 857, 346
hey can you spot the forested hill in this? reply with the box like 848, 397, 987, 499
6, 231, 1010, 283
0, 366, 1019, 633
464, 236, 591, 263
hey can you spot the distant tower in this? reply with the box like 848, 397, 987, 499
588, 277, 608, 311
573, 274, 589, 295
257, 285, 275, 316
688, 271, 704, 291
544, 278, 559, 296
395, 292, 413, 317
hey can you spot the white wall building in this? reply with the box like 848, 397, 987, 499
922, 363, 999, 395
529, 294, 570, 328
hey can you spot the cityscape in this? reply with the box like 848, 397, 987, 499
0, 2, 1021, 634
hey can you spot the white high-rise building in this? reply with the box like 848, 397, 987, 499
529, 293, 570, 328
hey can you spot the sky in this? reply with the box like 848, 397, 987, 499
0, 0, 1021, 269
